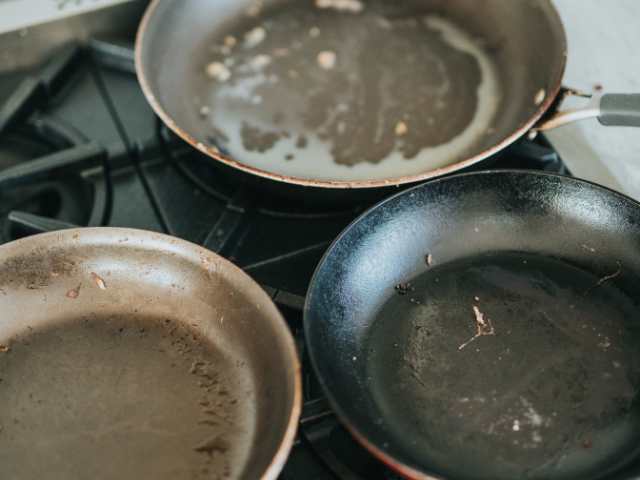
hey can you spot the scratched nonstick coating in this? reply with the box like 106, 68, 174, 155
305, 171, 640, 480
0, 228, 300, 480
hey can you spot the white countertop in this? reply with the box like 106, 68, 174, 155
0, 0, 135, 34
552, 0, 640, 200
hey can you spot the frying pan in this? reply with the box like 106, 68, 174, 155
0, 228, 301, 480
304, 171, 640, 480
135, 0, 640, 203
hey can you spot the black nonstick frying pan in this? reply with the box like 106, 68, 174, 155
305, 171, 640, 480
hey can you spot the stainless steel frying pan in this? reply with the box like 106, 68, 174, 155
135, 0, 639, 202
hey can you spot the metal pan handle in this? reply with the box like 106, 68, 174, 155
600, 94, 640, 127
533, 91, 640, 131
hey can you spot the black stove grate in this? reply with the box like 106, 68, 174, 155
0, 39, 572, 480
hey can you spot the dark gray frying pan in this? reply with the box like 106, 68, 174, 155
0, 228, 300, 480
305, 171, 640, 480
135, 0, 640, 202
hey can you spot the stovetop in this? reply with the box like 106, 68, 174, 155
0, 3, 628, 479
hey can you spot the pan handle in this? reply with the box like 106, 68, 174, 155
533, 92, 640, 131
600, 94, 640, 127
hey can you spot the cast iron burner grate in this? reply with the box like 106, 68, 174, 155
0, 38, 572, 480
0, 44, 110, 244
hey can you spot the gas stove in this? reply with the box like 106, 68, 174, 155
0, 1, 637, 479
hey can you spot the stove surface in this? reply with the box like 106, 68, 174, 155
0, 2, 638, 479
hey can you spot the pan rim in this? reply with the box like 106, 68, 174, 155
134, 0, 567, 190
0, 226, 302, 480
303, 169, 640, 480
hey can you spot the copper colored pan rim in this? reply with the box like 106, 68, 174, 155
262, 360, 303, 480
135, 0, 567, 190
0, 226, 302, 480
343, 421, 443, 480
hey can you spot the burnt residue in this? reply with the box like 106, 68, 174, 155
193, 434, 231, 456
0, 314, 245, 478
241, 122, 281, 152
203, 1, 482, 166
296, 134, 308, 149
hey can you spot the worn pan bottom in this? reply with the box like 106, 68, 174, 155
0, 228, 300, 480
367, 251, 640, 480
1, 314, 252, 479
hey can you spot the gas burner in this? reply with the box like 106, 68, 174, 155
0, 41, 112, 244
300, 403, 403, 480
0, 117, 77, 169
0, 117, 110, 243
485, 135, 568, 174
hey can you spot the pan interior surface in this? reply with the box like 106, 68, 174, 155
368, 252, 640, 480
1, 315, 250, 479
0, 229, 299, 480
305, 172, 640, 480
138, 0, 564, 183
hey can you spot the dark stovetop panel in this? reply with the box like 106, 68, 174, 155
0, 38, 569, 480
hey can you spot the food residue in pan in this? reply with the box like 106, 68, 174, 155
198, 1, 500, 182
244, 26, 267, 48
66, 283, 82, 298
395, 283, 412, 295
581, 244, 622, 289
205, 61, 231, 81
316, 50, 337, 69
92, 273, 106, 290
315, 0, 364, 13
457, 305, 494, 350
193, 434, 231, 456
395, 121, 408, 136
